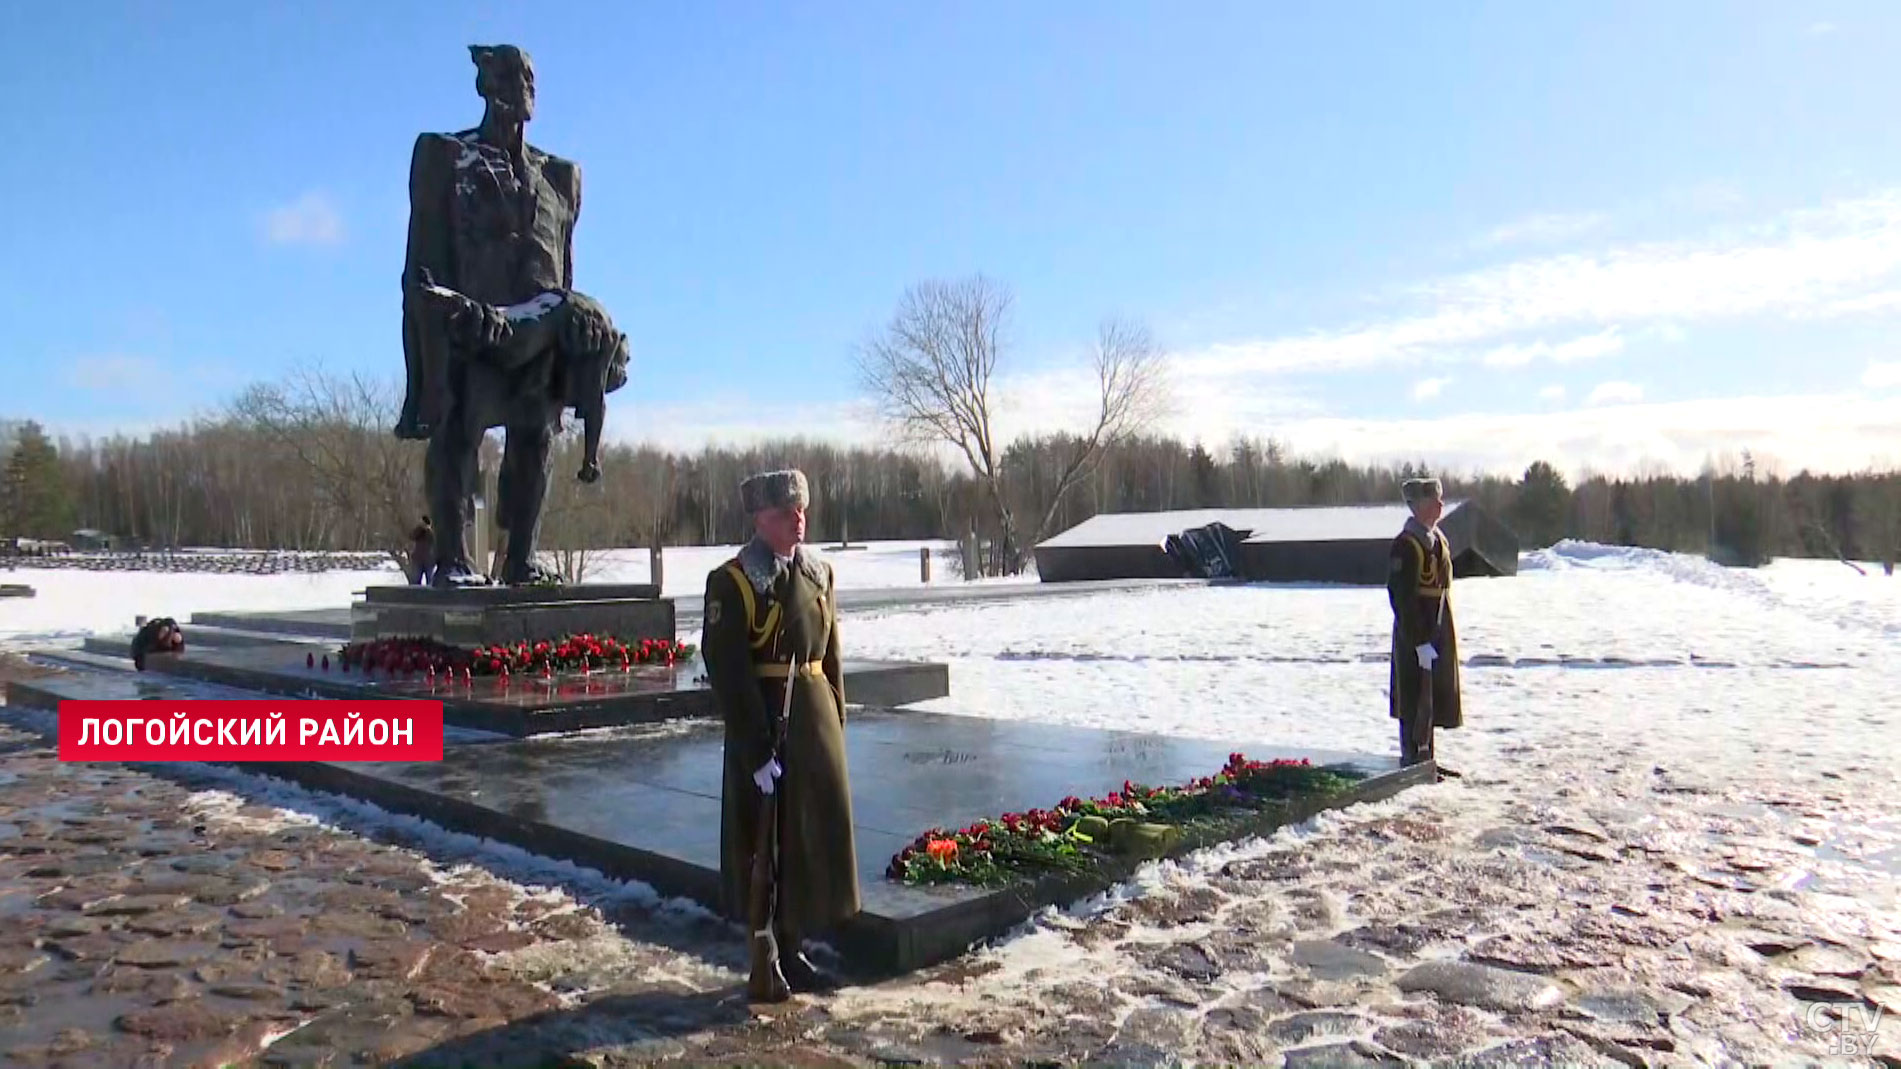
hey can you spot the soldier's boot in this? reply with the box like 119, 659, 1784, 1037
775, 923, 840, 994
747, 928, 791, 1003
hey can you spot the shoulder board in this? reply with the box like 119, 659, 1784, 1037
1393, 531, 1426, 567
795, 545, 831, 587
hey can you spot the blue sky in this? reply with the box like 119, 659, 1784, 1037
7, 1, 1901, 478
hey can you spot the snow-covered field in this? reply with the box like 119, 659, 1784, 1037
822, 542, 1901, 1061
0, 539, 1011, 648
3, 538, 1898, 1061
845, 540, 1900, 774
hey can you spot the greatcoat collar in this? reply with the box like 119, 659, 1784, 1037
736, 536, 827, 595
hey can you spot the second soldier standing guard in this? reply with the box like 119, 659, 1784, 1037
1387, 476, 1464, 773
701, 469, 860, 1001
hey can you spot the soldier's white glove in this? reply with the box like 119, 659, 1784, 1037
753, 758, 782, 795
1416, 644, 1437, 670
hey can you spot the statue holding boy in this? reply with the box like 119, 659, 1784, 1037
397, 43, 630, 586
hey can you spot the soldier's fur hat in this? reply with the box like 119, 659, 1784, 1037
1401, 477, 1443, 504
741, 469, 809, 513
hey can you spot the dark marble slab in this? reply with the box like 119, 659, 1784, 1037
350, 596, 676, 647
4, 666, 1430, 975
361, 583, 661, 605
125, 644, 948, 736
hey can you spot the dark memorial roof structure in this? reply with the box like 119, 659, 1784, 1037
1034, 502, 1520, 585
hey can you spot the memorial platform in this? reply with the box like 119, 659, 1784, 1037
4, 663, 1430, 976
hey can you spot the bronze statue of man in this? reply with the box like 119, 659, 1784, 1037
397, 44, 630, 586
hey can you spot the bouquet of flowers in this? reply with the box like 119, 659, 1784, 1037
887, 753, 1363, 888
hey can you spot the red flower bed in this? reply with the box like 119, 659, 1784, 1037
335, 634, 695, 679
888, 753, 1363, 888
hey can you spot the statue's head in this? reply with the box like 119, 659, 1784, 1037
470, 45, 535, 122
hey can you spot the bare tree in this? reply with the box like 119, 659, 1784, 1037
856, 277, 1171, 574
1027, 316, 1170, 545
225, 365, 421, 561
857, 275, 1023, 572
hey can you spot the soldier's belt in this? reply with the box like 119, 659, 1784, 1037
753, 661, 826, 679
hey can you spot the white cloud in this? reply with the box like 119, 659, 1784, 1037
1216, 392, 1901, 480
1474, 212, 1609, 249
1180, 190, 1901, 378
1586, 381, 1645, 406
988, 359, 1319, 446
613, 355, 1315, 462
1822, 290, 1901, 317
263, 191, 344, 246
1481, 328, 1626, 368
607, 192, 1901, 482
606, 382, 1898, 481
1412, 376, 1451, 401
1864, 361, 1901, 390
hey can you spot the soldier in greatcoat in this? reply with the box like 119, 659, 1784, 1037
1388, 476, 1464, 771
701, 469, 859, 1000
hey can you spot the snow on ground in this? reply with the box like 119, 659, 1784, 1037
576, 539, 1031, 599
0, 565, 396, 647
0, 539, 1021, 649
4, 539, 1898, 1061
808, 542, 1901, 1060
840, 541, 1901, 776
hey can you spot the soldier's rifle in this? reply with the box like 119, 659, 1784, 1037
1416, 554, 1448, 757
747, 653, 798, 1001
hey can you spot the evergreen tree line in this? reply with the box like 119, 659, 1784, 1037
3, 375, 1898, 569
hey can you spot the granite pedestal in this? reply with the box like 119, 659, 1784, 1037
4, 665, 1431, 976
351, 583, 673, 647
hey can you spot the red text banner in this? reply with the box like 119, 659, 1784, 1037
57, 701, 444, 762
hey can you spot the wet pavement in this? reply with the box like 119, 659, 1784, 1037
0, 710, 768, 1068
